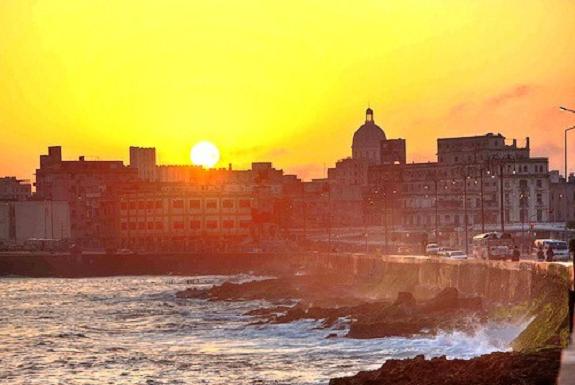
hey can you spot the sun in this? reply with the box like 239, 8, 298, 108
191, 141, 220, 168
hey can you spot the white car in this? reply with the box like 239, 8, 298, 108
447, 250, 468, 260
425, 243, 440, 255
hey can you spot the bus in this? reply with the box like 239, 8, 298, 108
472, 232, 514, 260
533, 239, 570, 261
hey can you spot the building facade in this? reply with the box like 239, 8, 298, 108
0, 177, 32, 201
0, 201, 70, 245
35, 146, 138, 247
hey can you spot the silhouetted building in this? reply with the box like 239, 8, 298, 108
549, 171, 575, 223
35, 146, 138, 247
129, 146, 157, 181
0, 177, 31, 201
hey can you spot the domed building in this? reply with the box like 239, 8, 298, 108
352, 108, 386, 164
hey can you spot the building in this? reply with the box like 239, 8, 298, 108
0, 177, 31, 201
0, 201, 70, 245
129, 146, 157, 181
116, 184, 255, 252
35, 146, 138, 247
549, 171, 575, 223
323, 108, 553, 250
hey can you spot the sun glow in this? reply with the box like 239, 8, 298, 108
191, 141, 220, 168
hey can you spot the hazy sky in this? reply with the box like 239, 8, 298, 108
1, 0, 575, 181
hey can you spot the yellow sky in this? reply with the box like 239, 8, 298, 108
1, 0, 575, 181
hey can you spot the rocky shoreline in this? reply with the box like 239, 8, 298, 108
175, 272, 568, 384
329, 349, 562, 385
176, 273, 486, 339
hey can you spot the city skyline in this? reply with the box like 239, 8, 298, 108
1, 1, 575, 182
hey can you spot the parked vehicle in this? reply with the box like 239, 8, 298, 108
533, 239, 570, 261
472, 232, 514, 260
425, 243, 440, 256
438, 247, 455, 257
447, 250, 468, 260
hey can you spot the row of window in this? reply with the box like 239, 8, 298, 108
120, 198, 252, 211
121, 219, 252, 231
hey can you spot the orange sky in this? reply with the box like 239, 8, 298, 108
1, 0, 575, 182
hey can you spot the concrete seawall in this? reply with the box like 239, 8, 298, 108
0, 252, 571, 305
304, 253, 572, 304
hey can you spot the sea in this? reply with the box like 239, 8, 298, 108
0, 275, 528, 385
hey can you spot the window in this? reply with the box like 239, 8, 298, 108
206, 220, 218, 229
190, 220, 201, 229
129, 222, 136, 230
120, 202, 128, 210
146, 201, 154, 209
222, 199, 234, 209
129, 201, 137, 210
189, 199, 201, 209
222, 220, 234, 228
121, 222, 127, 230
206, 200, 217, 209
147, 222, 154, 230
537, 193, 543, 205
155, 221, 163, 230
239, 220, 251, 228
138, 222, 146, 230
155, 200, 163, 209
172, 199, 184, 209
536, 179, 542, 188
173, 221, 184, 230
138, 201, 146, 209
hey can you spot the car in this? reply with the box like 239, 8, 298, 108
437, 247, 454, 257
425, 243, 440, 255
447, 250, 468, 260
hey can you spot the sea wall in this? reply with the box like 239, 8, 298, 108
1, 251, 570, 305
303, 253, 572, 304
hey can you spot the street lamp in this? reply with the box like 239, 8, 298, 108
560, 106, 575, 180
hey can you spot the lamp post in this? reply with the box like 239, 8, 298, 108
560, 107, 575, 179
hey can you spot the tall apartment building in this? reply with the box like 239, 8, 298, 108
35, 146, 138, 247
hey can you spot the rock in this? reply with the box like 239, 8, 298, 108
420, 287, 459, 312
393, 292, 416, 307
329, 349, 561, 385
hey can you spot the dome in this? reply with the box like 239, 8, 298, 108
352, 120, 386, 148
351, 108, 386, 164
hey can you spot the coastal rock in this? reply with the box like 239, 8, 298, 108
329, 349, 561, 385
346, 288, 484, 339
